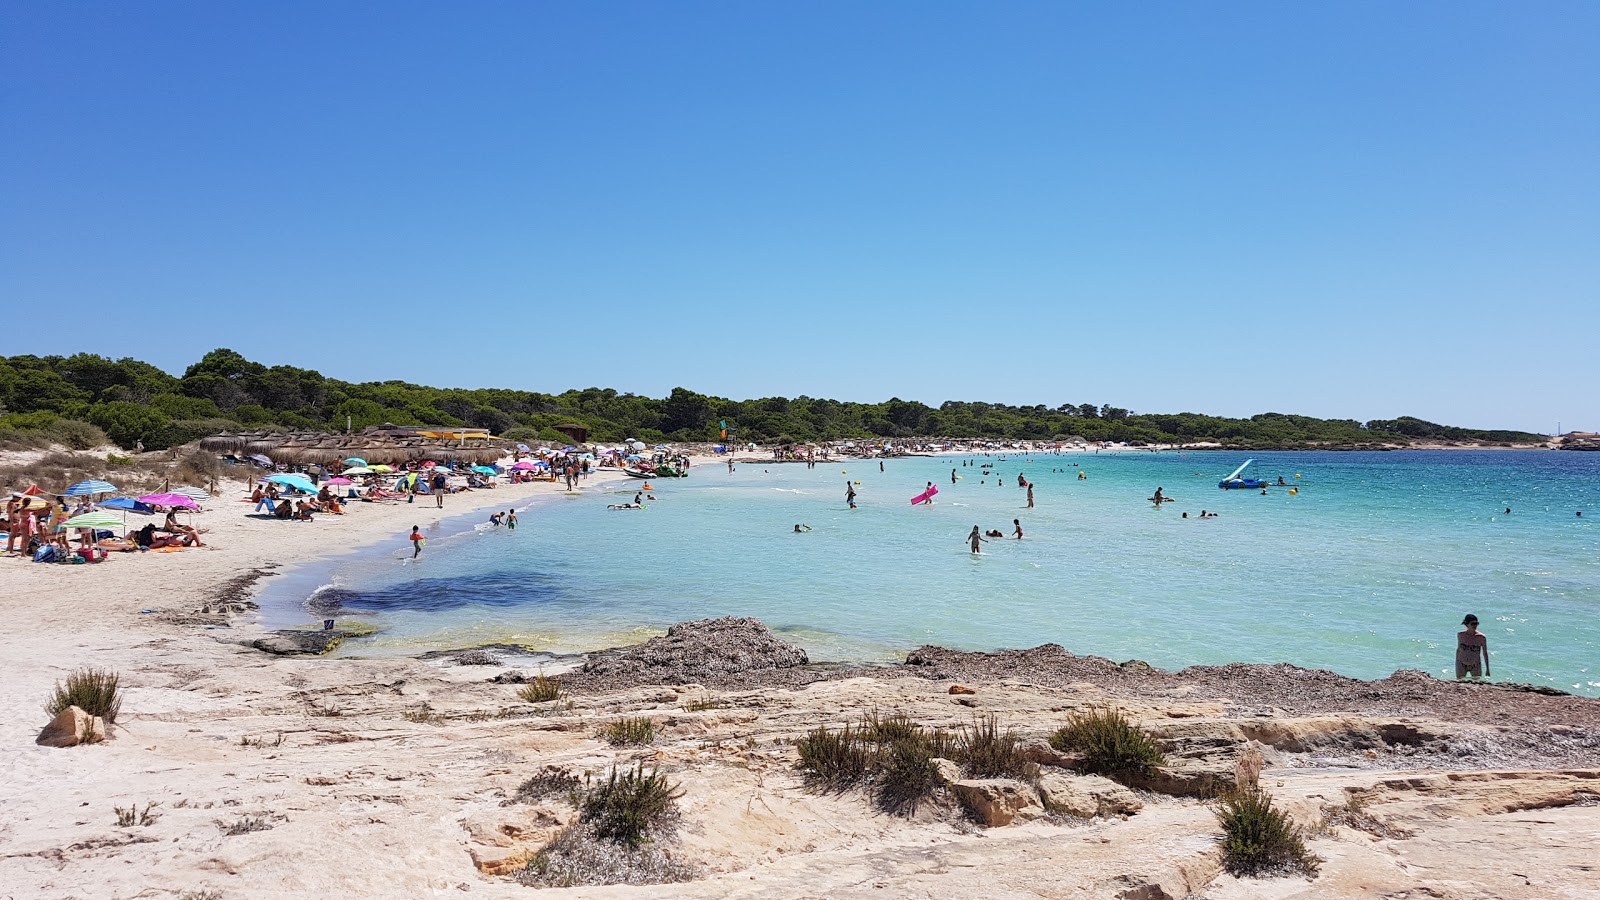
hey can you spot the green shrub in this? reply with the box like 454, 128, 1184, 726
47, 419, 108, 450
600, 717, 655, 746
1049, 707, 1164, 777
581, 763, 684, 848
954, 714, 1038, 781
1216, 789, 1322, 877
858, 710, 922, 744
874, 731, 941, 816
517, 674, 560, 703
46, 667, 123, 724
796, 724, 871, 791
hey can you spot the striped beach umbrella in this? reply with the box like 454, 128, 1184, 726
63, 480, 118, 496
172, 486, 212, 503
59, 511, 125, 530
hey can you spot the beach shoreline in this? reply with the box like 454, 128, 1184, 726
3, 454, 1599, 898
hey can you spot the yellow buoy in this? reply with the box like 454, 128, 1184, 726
1295, 473, 1301, 478
1290, 488, 1298, 495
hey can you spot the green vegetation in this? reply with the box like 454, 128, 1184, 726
515, 766, 583, 804
796, 712, 1039, 817
1048, 708, 1165, 778
517, 674, 561, 704
114, 802, 160, 827
599, 717, 655, 746
955, 714, 1039, 781
580, 763, 685, 848
0, 349, 1544, 450
1216, 789, 1322, 877
46, 667, 123, 724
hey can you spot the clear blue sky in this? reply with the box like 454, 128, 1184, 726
3, 2, 1595, 432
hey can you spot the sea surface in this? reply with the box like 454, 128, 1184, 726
257, 450, 1600, 696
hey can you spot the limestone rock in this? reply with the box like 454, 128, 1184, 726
1119, 762, 1235, 798
1037, 772, 1143, 817
37, 706, 105, 747
949, 684, 976, 695
470, 847, 538, 877
453, 649, 501, 666
1021, 738, 1084, 769
252, 629, 350, 656
931, 757, 964, 786
949, 778, 1041, 826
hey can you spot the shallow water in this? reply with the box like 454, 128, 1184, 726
258, 450, 1600, 695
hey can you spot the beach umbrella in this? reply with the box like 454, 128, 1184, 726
173, 486, 211, 504
64, 480, 118, 496
342, 466, 374, 476
248, 454, 273, 466
138, 492, 200, 509
516, 443, 531, 452
421, 461, 438, 468
511, 461, 537, 470
59, 510, 124, 530
264, 474, 318, 494
471, 465, 497, 475
99, 498, 155, 514
369, 464, 394, 473
343, 457, 367, 467
324, 476, 353, 485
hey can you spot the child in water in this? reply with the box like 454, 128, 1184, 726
506, 510, 517, 529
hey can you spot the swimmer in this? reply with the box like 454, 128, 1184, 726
985, 529, 1003, 538
967, 525, 987, 554
1013, 518, 1023, 539
1152, 486, 1166, 503
794, 523, 812, 532
1505, 508, 1511, 515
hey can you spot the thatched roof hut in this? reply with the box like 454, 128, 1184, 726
201, 426, 506, 467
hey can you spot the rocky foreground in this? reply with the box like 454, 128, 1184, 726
7, 615, 1600, 899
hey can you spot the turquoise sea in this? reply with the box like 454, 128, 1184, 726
258, 451, 1600, 696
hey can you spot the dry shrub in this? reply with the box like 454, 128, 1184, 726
580, 763, 685, 848
46, 668, 123, 724
517, 673, 560, 703
599, 717, 654, 746
517, 822, 696, 887
954, 714, 1038, 781
515, 766, 582, 804
796, 724, 871, 792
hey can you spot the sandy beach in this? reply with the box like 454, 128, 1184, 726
3, 460, 1599, 899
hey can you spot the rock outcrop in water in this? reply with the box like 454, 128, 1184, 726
567, 617, 809, 689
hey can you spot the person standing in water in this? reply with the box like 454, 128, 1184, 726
409, 525, 424, 559
846, 481, 857, 509
967, 525, 987, 554
952, 468, 958, 484
1026, 482, 1034, 508
1012, 518, 1023, 539
1456, 614, 1490, 680
506, 509, 517, 529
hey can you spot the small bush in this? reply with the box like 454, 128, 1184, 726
114, 802, 160, 827
858, 710, 921, 744
516, 766, 583, 804
46, 668, 123, 724
954, 714, 1039, 782
1216, 789, 1322, 877
1049, 707, 1164, 777
600, 717, 654, 746
517, 674, 560, 703
796, 724, 871, 792
518, 822, 697, 887
222, 816, 273, 836
682, 694, 728, 712
875, 731, 941, 816
580, 763, 684, 848
238, 733, 283, 748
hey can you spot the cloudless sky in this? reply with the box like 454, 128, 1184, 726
2, 2, 1595, 432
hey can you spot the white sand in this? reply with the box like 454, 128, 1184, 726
1, 457, 1596, 898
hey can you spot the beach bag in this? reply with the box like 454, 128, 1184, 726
33, 544, 57, 563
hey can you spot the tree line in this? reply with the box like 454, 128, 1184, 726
0, 349, 1545, 451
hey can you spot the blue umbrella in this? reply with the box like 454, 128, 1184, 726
265, 474, 318, 494
471, 465, 497, 475
64, 480, 118, 496
98, 497, 154, 514
343, 457, 367, 467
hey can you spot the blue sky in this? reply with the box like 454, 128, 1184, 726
2, 2, 1595, 432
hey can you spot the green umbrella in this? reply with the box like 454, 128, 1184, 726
59, 511, 125, 530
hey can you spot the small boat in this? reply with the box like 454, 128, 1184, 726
622, 467, 655, 478
1218, 459, 1268, 490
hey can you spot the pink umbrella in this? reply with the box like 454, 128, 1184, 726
325, 477, 353, 485
422, 461, 438, 468
138, 493, 200, 509
511, 461, 537, 470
